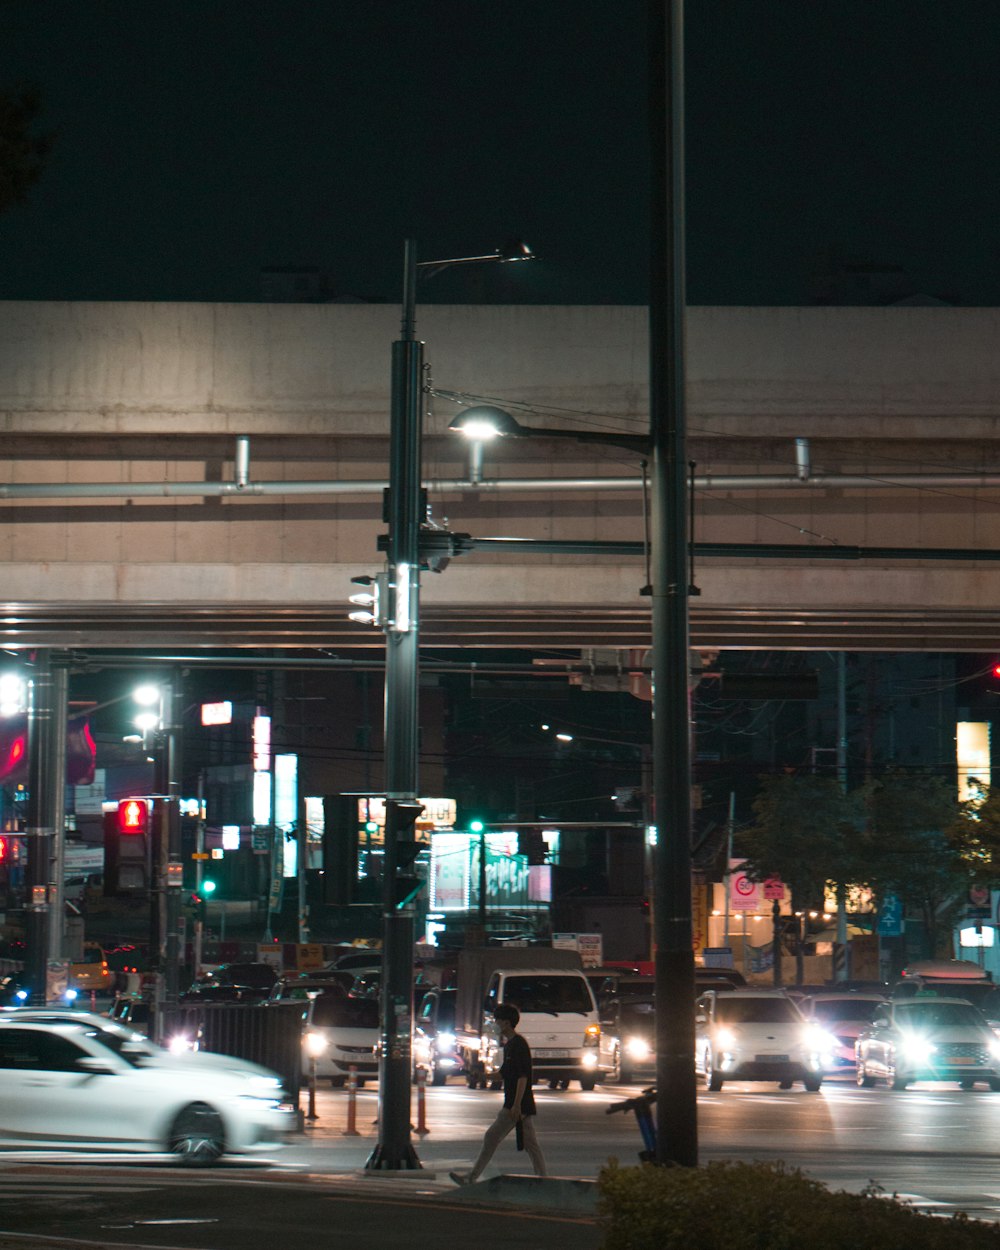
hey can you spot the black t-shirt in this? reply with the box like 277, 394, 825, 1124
500, 1031, 536, 1116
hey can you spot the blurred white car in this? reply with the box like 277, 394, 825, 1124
695, 989, 833, 1091
3, 1009, 280, 1084
0, 1018, 294, 1164
856, 997, 1000, 1090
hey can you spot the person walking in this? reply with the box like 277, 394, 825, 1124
450, 1003, 547, 1184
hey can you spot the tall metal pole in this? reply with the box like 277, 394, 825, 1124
25, 652, 54, 1003
649, 0, 698, 1166
367, 238, 423, 1170
163, 674, 183, 1010
46, 664, 68, 962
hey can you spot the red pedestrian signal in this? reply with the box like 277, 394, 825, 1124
118, 798, 149, 834
0, 835, 6, 862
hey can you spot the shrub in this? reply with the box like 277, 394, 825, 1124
597, 1158, 1000, 1250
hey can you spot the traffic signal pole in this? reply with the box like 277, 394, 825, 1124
25, 652, 55, 1004
367, 239, 423, 1171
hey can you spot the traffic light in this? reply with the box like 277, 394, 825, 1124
103, 797, 152, 896
386, 798, 425, 909
118, 798, 149, 835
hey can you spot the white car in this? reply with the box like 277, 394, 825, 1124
695, 989, 833, 1091
3, 1009, 280, 1084
0, 1018, 294, 1164
855, 997, 1000, 1090
301, 991, 379, 1086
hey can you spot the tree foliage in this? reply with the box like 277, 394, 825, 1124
0, 84, 52, 215
739, 774, 867, 910
861, 771, 964, 957
950, 787, 1000, 885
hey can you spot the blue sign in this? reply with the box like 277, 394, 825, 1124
877, 893, 903, 936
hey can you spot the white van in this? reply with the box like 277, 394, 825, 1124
480, 966, 605, 1091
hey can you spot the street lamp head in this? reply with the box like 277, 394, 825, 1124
448, 406, 525, 441
496, 239, 535, 264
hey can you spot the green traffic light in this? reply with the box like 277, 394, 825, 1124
469, 819, 485, 833
201, 879, 217, 895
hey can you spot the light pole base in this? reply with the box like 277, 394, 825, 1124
364, 1144, 422, 1171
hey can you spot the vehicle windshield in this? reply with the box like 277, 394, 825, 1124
74, 1024, 154, 1068
435, 993, 456, 1031
714, 997, 801, 1024
311, 995, 379, 1028
503, 975, 594, 1014
620, 1001, 656, 1032
810, 998, 884, 1024
893, 1002, 985, 1028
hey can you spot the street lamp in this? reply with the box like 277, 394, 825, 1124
368, 237, 534, 1173
449, 360, 697, 1163
131, 675, 183, 1038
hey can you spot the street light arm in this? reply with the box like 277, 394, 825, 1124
448, 405, 650, 455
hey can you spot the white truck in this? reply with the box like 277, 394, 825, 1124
454, 946, 606, 1091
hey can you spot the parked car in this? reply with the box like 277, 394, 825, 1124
694, 989, 833, 1091
695, 967, 747, 988
414, 987, 463, 1085
855, 997, 1000, 1090
106, 994, 152, 1034
799, 991, 888, 1073
0, 1017, 293, 1164
180, 961, 278, 1004
68, 944, 114, 994
599, 994, 656, 1084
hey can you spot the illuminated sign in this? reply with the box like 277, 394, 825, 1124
221, 825, 240, 851
957, 721, 991, 803
201, 701, 233, 726
253, 715, 271, 772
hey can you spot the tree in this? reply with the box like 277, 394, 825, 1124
740, 774, 867, 911
865, 771, 964, 959
950, 786, 1000, 887
740, 774, 868, 980
0, 84, 52, 215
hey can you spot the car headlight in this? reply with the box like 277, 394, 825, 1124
898, 1034, 936, 1064
804, 1026, 838, 1054
624, 1035, 652, 1061
167, 1033, 195, 1054
581, 1049, 598, 1069
435, 1032, 456, 1052
714, 1027, 739, 1050
304, 1030, 329, 1058
988, 1037, 1000, 1061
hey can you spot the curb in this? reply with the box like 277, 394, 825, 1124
447, 1174, 598, 1214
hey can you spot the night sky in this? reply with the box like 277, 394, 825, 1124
1, 2, 998, 307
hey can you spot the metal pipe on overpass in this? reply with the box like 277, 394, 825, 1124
2, 471, 1000, 500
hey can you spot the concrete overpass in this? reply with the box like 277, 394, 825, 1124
2, 300, 1000, 654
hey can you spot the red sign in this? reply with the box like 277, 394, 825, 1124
763, 877, 786, 901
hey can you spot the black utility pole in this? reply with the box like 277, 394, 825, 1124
367, 238, 424, 1171
25, 652, 55, 1004
649, 0, 698, 1166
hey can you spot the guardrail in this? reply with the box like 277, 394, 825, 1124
162, 1000, 305, 1110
